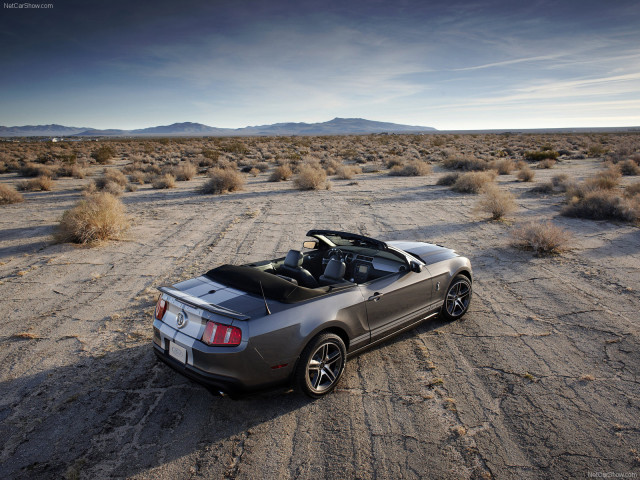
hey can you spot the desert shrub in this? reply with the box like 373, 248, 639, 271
551, 174, 569, 188
584, 167, 621, 190
201, 167, 245, 194
321, 159, 341, 175
294, 165, 328, 190
19, 162, 55, 178
202, 149, 220, 162
562, 190, 638, 222
490, 158, 515, 175
255, 162, 270, 172
388, 161, 431, 177
517, 166, 535, 182
95, 169, 127, 189
0, 184, 24, 204
619, 159, 640, 176
335, 165, 362, 180
152, 173, 176, 189
269, 165, 293, 182
451, 171, 495, 194
476, 185, 517, 220
125, 183, 138, 192
173, 162, 197, 181
386, 157, 404, 169
442, 156, 489, 171
530, 182, 555, 194
524, 150, 559, 161
91, 145, 116, 164
129, 171, 147, 184
537, 159, 556, 169
510, 221, 571, 255
625, 182, 640, 197
436, 172, 460, 186
17, 176, 53, 191
65, 164, 87, 179
55, 193, 129, 244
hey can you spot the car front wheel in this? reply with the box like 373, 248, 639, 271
295, 333, 346, 398
441, 275, 472, 321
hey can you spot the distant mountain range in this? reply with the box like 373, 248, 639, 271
0, 118, 437, 137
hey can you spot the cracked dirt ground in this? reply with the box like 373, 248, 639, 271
0, 159, 639, 479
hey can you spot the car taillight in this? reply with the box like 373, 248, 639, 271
155, 298, 167, 320
201, 321, 242, 346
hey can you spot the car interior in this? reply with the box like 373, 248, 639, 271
247, 243, 408, 288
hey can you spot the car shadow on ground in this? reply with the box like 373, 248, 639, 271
0, 342, 312, 479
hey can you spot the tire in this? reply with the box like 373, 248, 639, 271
440, 275, 472, 321
295, 333, 346, 398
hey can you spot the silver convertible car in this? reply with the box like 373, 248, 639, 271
152, 230, 472, 398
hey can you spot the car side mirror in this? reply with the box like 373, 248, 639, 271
303, 240, 318, 249
410, 261, 423, 273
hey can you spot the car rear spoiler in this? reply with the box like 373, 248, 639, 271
158, 286, 250, 321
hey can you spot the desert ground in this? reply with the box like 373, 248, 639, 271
0, 133, 639, 479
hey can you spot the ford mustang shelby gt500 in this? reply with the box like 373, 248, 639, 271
152, 230, 472, 397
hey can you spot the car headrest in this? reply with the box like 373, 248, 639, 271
284, 249, 304, 267
324, 257, 346, 279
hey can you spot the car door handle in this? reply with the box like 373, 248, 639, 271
368, 292, 383, 301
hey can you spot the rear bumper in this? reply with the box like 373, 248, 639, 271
153, 343, 247, 395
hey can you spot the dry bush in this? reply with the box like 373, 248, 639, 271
96, 169, 127, 188
436, 172, 460, 186
584, 167, 621, 190
20, 162, 55, 178
173, 162, 197, 181
294, 165, 328, 190
55, 193, 129, 244
551, 174, 570, 190
530, 182, 555, 194
563, 190, 638, 222
152, 173, 176, 189
524, 150, 559, 161
625, 182, 640, 197
451, 171, 495, 194
269, 164, 293, 182
510, 221, 571, 255
619, 159, 640, 176
17, 176, 53, 191
517, 166, 535, 182
71, 165, 87, 179
0, 184, 24, 204
476, 185, 517, 220
129, 171, 147, 184
91, 145, 116, 164
490, 158, 515, 175
335, 165, 362, 180
201, 167, 245, 194
442, 156, 489, 171
388, 161, 431, 177
254, 162, 270, 172
386, 157, 404, 169
55, 164, 81, 178
321, 159, 341, 175
537, 159, 556, 169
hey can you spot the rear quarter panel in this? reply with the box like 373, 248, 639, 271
247, 287, 368, 378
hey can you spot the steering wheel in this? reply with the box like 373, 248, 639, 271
324, 247, 344, 261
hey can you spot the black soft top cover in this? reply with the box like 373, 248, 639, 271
205, 264, 329, 304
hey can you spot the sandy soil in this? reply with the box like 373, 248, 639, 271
0, 155, 639, 479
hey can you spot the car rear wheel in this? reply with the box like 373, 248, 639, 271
441, 275, 472, 321
295, 333, 346, 398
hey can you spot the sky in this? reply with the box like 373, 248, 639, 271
1, 0, 639, 130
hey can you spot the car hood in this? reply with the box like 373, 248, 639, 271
386, 240, 457, 265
